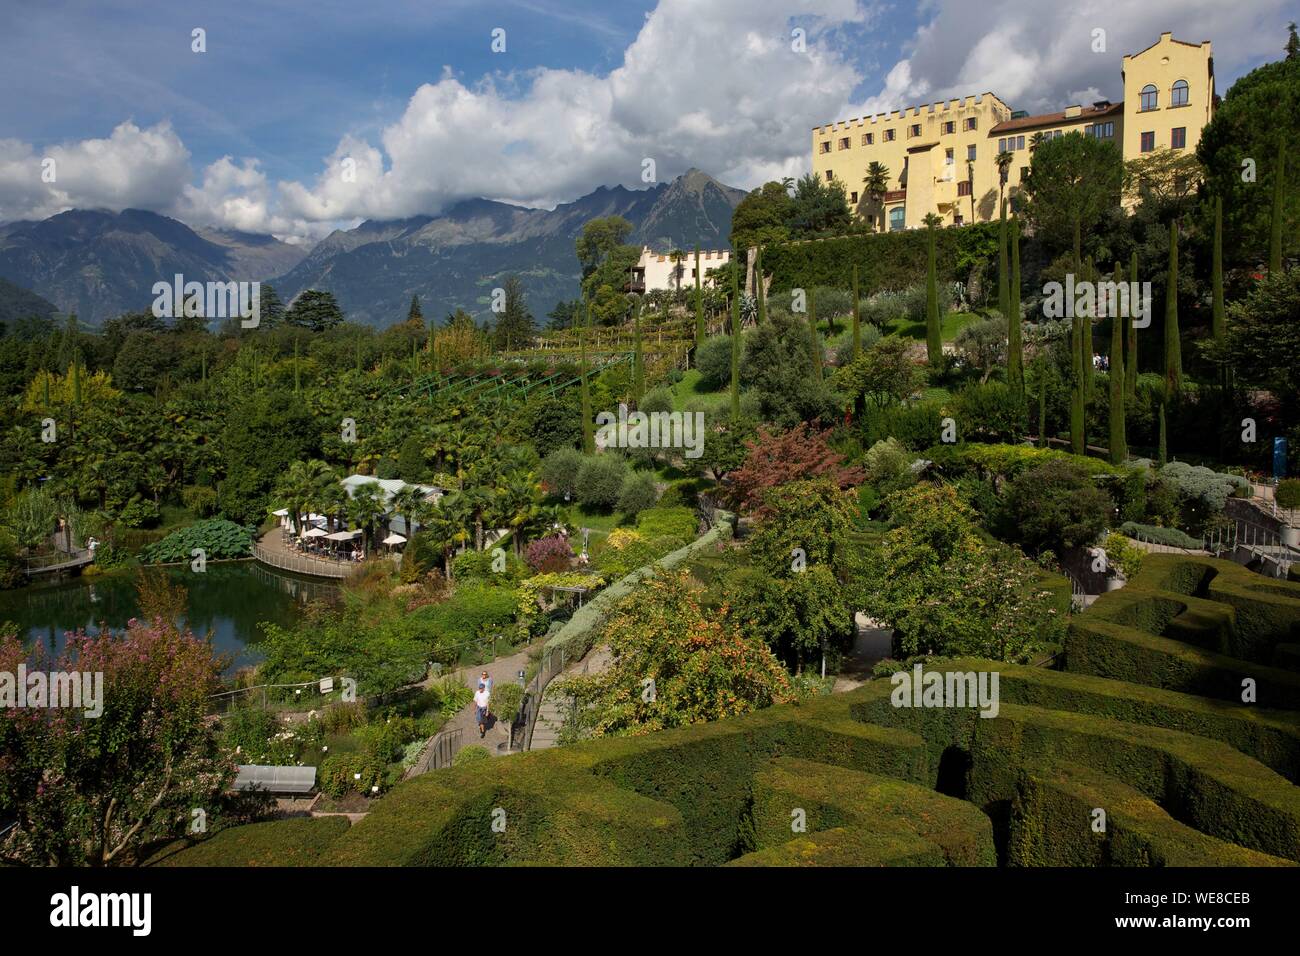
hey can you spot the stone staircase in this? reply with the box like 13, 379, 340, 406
528, 646, 613, 750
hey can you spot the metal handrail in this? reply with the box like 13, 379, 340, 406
252, 541, 354, 579
521, 645, 570, 751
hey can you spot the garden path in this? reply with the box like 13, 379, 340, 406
439, 645, 538, 757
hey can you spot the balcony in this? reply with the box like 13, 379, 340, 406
883, 189, 907, 203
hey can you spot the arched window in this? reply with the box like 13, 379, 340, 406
1140, 84, 1158, 111
1171, 79, 1189, 107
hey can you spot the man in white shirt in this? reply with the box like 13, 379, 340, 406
474, 683, 491, 739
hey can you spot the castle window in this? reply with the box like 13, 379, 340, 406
850, 191, 859, 204
1171, 79, 1189, 107
1015, 135, 1025, 150
967, 144, 977, 161
965, 117, 977, 130
945, 148, 954, 165
957, 180, 971, 197
1140, 84, 1158, 111
825, 170, 834, 180
943, 120, 955, 134
819, 141, 831, 153
909, 123, 921, 137
1140, 131, 1155, 152
884, 128, 896, 141
838, 137, 850, 150
1171, 126, 1186, 149
862, 132, 874, 145
889, 207, 905, 231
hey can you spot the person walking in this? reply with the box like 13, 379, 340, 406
474, 682, 491, 739
479, 670, 493, 695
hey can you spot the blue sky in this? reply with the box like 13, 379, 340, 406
0, 0, 1290, 240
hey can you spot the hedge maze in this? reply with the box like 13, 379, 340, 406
162, 556, 1300, 867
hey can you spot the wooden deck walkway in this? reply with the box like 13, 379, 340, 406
22, 548, 93, 577
252, 535, 357, 579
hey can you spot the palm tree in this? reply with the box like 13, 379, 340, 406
863, 161, 890, 233
1029, 131, 1044, 153
966, 160, 976, 223
497, 471, 543, 556
345, 482, 386, 554
389, 485, 428, 542
996, 150, 1014, 216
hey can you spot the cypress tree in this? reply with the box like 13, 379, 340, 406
1212, 196, 1226, 341
694, 246, 705, 364
1269, 139, 1285, 274
1082, 257, 1095, 402
1164, 219, 1182, 394
809, 287, 822, 382
580, 304, 594, 454
1037, 370, 1048, 449
407, 294, 423, 323
755, 248, 766, 325
997, 202, 1009, 318
632, 296, 645, 402
1007, 216, 1023, 397
925, 222, 941, 365
730, 261, 741, 418
1108, 263, 1127, 465
1157, 402, 1168, 466
1070, 313, 1085, 454
851, 262, 862, 361
1126, 250, 1139, 400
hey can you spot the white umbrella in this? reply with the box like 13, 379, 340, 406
382, 533, 407, 545
325, 530, 360, 541
271, 508, 290, 517
303, 528, 328, 538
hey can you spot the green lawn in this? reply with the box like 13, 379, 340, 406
668, 367, 733, 417
883, 310, 982, 342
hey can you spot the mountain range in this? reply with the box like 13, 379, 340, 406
0, 169, 746, 327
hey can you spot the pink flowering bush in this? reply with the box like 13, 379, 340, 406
0, 616, 262, 866
525, 534, 573, 573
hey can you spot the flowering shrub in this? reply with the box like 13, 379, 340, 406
525, 534, 573, 573
0, 617, 244, 866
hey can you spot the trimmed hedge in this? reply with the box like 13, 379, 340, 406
150, 816, 351, 867
764, 224, 999, 299
158, 554, 1300, 869
736, 757, 996, 867
1008, 764, 1293, 867
1064, 555, 1300, 704
163, 656, 1300, 867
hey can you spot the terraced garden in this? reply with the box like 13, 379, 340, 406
158, 554, 1300, 867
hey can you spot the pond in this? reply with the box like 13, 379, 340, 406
0, 561, 339, 675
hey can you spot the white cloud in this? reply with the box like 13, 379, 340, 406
841, 0, 1292, 118
0, 121, 190, 222
1, 0, 1290, 239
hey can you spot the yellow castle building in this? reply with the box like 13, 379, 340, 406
811, 33, 1215, 230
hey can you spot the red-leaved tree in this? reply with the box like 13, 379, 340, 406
727, 424, 864, 518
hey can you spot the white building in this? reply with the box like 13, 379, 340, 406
627, 246, 731, 294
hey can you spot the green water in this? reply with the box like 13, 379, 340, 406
0, 561, 338, 674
